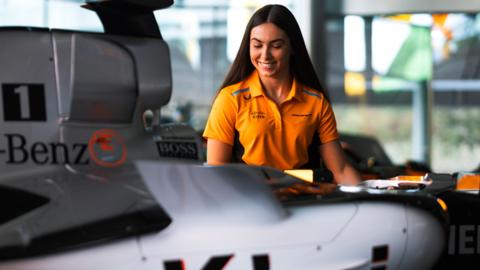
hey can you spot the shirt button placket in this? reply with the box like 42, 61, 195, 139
268, 100, 282, 129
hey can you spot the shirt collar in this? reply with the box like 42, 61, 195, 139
246, 71, 264, 98
246, 71, 304, 102
286, 76, 304, 102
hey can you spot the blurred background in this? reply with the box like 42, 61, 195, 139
1, 0, 479, 173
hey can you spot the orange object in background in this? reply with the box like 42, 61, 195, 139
390, 175, 425, 181
456, 173, 480, 190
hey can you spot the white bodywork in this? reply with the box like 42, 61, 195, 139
0, 163, 445, 270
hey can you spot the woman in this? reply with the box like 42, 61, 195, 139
203, 4, 360, 185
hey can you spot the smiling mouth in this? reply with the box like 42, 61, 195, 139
259, 62, 274, 69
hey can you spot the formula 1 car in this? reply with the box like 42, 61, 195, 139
0, 0, 447, 269
0, 160, 447, 270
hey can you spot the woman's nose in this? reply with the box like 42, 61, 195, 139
261, 46, 272, 59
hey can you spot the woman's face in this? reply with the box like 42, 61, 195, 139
250, 23, 291, 79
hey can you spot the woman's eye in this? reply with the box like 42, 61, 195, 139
252, 44, 262, 48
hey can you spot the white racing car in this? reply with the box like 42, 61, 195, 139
0, 0, 446, 269
0, 161, 447, 270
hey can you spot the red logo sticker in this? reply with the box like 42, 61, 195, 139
88, 129, 127, 168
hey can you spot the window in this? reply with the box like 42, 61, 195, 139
0, 0, 102, 32
328, 13, 480, 173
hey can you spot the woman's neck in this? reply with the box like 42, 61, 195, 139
259, 72, 293, 105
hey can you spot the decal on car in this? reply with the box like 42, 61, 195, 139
2, 83, 46, 121
88, 129, 127, 168
0, 133, 89, 165
448, 224, 480, 255
156, 141, 198, 160
0, 129, 127, 167
163, 254, 270, 270
371, 245, 388, 270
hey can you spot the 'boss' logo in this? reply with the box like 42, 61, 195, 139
156, 141, 198, 160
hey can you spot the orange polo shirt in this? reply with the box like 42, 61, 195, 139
203, 71, 338, 170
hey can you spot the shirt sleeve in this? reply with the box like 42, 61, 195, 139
317, 97, 339, 144
203, 90, 237, 146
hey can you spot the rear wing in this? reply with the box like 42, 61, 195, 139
83, 0, 174, 38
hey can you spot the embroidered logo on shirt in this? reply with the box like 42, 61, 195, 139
291, 113, 312, 117
243, 94, 251, 101
250, 111, 266, 119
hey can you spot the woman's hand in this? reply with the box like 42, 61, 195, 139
319, 140, 361, 185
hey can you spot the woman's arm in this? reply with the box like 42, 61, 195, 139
206, 139, 233, 165
319, 140, 361, 185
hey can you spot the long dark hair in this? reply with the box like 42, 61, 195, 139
219, 4, 329, 101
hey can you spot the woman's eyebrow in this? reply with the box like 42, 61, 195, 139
250, 37, 285, 43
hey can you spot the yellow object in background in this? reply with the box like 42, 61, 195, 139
344, 71, 366, 96
387, 14, 412, 23
284, 169, 314, 183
